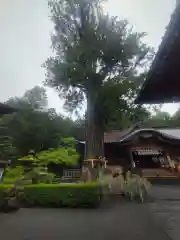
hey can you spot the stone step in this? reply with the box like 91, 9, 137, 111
142, 168, 178, 178
148, 177, 180, 185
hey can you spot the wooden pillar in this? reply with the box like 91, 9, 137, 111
104, 161, 107, 168
128, 146, 135, 169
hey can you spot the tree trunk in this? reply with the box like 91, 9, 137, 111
85, 94, 104, 159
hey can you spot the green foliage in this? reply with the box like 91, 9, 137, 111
37, 145, 80, 167
1, 183, 101, 209
14, 140, 80, 182
45, 0, 152, 113
0, 185, 13, 200
24, 168, 42, 184
3, 166, 26, 184
4, 166, 24, 180
8, 109, 63, 155
20, 183, 101, 208
1, 86, 85, 158
23, 165, 55, 184
3, 178, 32, 185
18, 155, 36, 161
16, 155, 55, 184
3, 178, 18, 184
40, 172, 55, 184
62, 137, 76, 148
0, 184, 22, 212
4, 160, 55, 185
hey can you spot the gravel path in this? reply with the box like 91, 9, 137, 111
0, 200, 170, 240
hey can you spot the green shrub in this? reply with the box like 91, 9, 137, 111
18, 155, 36, 161
22, 183, 101, 208
0, 184, 13, 192
0, 184, 22, 212
4, 166, 24, 179
36, 147, 79, 166
3, 166, 24, 184
0, 185, 13, 204
18, 138, 79, 167
3, 177, 20, 184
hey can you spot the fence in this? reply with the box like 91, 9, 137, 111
62, 169, 81, 182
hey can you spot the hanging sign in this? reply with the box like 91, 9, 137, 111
133, 148, 162, 156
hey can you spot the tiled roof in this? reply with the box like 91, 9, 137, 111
135, 3, 180, 104
76, 129, 132, 144
119, 128, 180, 142
76, 127, 180, 144
157, 128, 180, 140
104, 130, 130, 143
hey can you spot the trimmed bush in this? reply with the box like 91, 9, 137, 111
0, 184, 13, 194
22, 183, 101, 208
3, 177, 19, 184
0, 184, 13, 205
0, 184, 22, 212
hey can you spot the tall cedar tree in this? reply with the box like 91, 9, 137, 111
44, 0, 153, 158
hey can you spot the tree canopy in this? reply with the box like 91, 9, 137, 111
44, 0, 154, 158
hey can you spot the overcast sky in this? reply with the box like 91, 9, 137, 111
0, 0, 178, 115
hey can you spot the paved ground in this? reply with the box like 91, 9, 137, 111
149, 185, 180, 201
148, 185, 180, 240
0, 198, 170, 240
1, 185, 180, 240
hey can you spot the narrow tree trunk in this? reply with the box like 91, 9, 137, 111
85, 94, 104, 159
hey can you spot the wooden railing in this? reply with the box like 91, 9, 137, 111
62, 169, 81, 181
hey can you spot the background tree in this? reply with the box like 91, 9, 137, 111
144, 111, 173, 128
6, 86, 48, 111
44, 0, 153, 158
0, 86, 82, 158
23, 86, 48, 111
